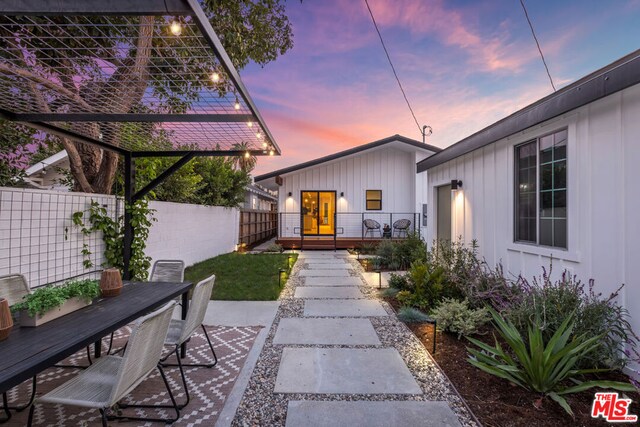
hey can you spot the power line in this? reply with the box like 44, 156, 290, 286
519, 0, 556, 92
363, 0, 422, 133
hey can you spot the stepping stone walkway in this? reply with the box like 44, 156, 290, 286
230, 250, 472, 427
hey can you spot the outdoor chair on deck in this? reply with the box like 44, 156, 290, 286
160, 274, 217, 409
28, 301, 179, 427
363, 219, 382, 238
393, 219, 411, 238
0, 274, 36, 423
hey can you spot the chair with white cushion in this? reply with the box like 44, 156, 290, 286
27, 301, 179, 427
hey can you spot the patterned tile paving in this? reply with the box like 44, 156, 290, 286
5, 325, 261, 426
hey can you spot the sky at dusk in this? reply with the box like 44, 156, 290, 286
242, 0, 640, 175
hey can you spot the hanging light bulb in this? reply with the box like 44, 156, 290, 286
269, 149, 275, 156
262, 141, 268, 148
247, 121, 253, 128
169, 20, 182, 36
210, 72, 220, 83
244, 151, 250, 158
234, 99, 241, 110
256, 132, 262, 139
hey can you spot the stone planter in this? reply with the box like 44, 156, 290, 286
19, 297, 92, 327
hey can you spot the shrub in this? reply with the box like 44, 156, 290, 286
397, 306, 432, 323
375, 240, 399, 270
431, 298, 489, 339
395, 261, 446, 310
467, 308, 636, 416
263, 243, 284, 253
388, 273, 409, 290
461, 263, 523, 311
506, 268, 639, 369
380, 287, 400, 298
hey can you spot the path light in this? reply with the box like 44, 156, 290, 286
169, 20, 182, 36
374, 265, 382, 289
210, 72, 220, 83
278, 268, 287, 288
355, 248, 359, 260
287, 253, 293, 269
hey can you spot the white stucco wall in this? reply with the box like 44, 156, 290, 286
422, 84, 640, 373
276, 142, 435, 238
146, 201, 239, 267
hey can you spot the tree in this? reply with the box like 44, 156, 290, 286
0, 0, 293, 194
231, 141, 258, 173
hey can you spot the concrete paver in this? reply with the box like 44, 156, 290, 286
275, 348, 422, 394
303, 299, 388, 317
294, 287, 364, 299
273, 318, 380, 345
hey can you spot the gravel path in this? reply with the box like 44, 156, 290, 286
230, 251, 478, 426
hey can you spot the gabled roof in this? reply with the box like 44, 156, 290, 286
417, 49, 640, 172
255, 134, 440, 182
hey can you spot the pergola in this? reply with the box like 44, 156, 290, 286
0, 0, 281, 278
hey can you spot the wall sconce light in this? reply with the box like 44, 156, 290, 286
451, 180, 463, 192
340, 192, 344, 197
288, 192, 292, 197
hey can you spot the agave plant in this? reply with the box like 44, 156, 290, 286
467, 308, 636, 415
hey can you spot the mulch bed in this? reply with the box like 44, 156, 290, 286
6, 325, 261, 426
385, 297, 640, 427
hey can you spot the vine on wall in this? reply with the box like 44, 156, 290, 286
71, 199, 156, 281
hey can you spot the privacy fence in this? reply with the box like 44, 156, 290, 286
0, 187, 239, 288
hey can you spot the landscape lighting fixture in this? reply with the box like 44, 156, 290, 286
169, 20, 182, 36
451, 180, 463, 192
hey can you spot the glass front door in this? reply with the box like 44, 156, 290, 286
301, 191, 336, 235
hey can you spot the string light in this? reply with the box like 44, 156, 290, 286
269, 149, 274, 156
234, 99, 240, 110
210, 72, 220, 83
256, 132, 262, 139
244, 151, 250, 158
169, 20, 182, 36
247, 122, 253, 128
262, 142, 268, 148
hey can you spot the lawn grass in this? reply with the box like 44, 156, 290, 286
184, 252, 298, 300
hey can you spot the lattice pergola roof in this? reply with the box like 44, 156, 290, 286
0, 0, 280, 158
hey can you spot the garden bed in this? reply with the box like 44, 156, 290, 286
384, 296, 640, 426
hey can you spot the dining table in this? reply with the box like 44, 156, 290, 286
0, 281, 193, 396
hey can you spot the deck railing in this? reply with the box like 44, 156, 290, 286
278, 212, 419, 250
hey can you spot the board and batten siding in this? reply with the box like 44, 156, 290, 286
278, 145, 429, 238
422, 83, 640, 375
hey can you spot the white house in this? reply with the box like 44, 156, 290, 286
255, 135, 440, 249
417, 49, 640, 373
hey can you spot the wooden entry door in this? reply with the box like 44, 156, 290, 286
301, 191, 336, 235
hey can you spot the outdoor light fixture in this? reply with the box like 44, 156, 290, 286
288, 192, 292, 197
374, 266, 382, 289
244, 151, 250, 158
247, 121, 253, 127
234, 99, 240, 110
210, 72, 220, 82
269, 149, 274, 156
262, 142, 268, 148
340, 192, 344, 197
169, 20, 182, 36
451, 180, 463, 192
278, 268, 287, 288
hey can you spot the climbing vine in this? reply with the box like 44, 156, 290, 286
71, 199, 156, 281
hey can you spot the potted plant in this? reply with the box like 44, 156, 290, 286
11, 279, 101, 327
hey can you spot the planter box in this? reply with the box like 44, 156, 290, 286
19, 297, 92, 327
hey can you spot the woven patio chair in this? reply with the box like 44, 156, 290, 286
0, 274, 36, 423
27, 301, 179, 427
106, 259, 185, 355
160, 274, 216, 409
393, 219, 412, 238
150, 260, 185, 283
363, 219, 382, 238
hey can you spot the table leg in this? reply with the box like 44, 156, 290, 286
180, 291, 189, 358
94, 339, 102, 359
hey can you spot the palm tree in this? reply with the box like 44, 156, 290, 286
231, 141, 257, 173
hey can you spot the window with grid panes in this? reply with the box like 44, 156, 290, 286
514, 129, 567, 249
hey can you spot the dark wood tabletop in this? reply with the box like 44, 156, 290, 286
0, 281, 192, 393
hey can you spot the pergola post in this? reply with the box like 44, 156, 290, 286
123, 153, 135, 280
